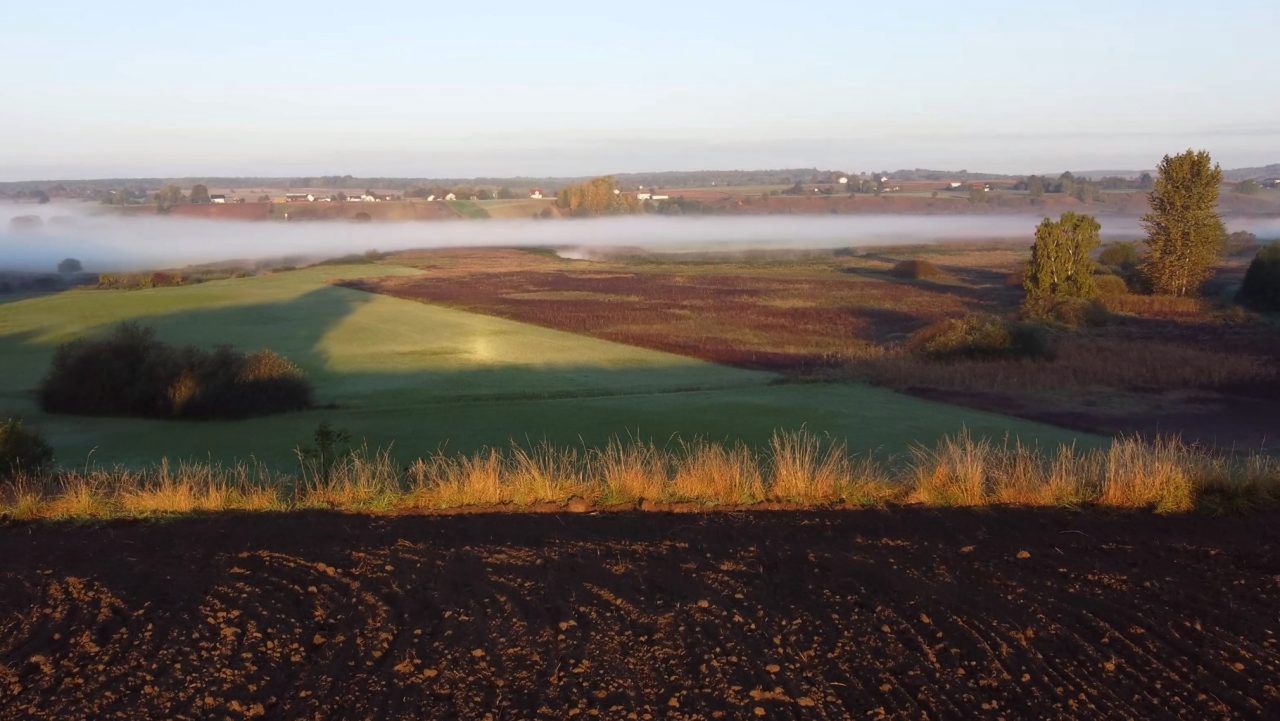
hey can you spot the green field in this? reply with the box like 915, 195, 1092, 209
0, 264, 1096, 468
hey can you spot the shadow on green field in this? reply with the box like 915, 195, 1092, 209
0, 284, 1101, 468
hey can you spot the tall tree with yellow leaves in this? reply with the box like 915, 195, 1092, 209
1141, 150, 1226, 296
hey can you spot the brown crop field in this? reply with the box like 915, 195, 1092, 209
3, 510, 1279, 720
349, 246, 1280, 449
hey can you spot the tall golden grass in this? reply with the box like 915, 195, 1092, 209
2, 431, 1276, 521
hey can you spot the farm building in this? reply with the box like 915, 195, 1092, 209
529, 189, 544, 199
209, 194, 227, 204
284, 193, 315, 202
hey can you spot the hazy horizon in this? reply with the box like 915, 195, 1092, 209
3, 1, 1278, 181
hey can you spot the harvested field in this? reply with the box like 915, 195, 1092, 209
2, 510, 1279, 720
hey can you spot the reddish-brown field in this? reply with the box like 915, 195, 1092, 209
349, 247, 1006, 370
350, 247, 1279, 448
2, 510, 1278, 720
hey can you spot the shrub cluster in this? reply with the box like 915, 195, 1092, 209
95, 268, 257, 290
39, 324, 313, 420
96, 271, 185, 290
891, 259, 947, 281
1237, 243, 1280, 311
0, 419, 53, 479
1097, 242, 1139, 272
906, 314, 1052, 361
1093, 273, 1129, 297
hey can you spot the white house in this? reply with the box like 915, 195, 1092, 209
284, 193, 315, 202
529, 189, 544, 199
443, 192, 457, 201
637, 192, 652, 200
360, 192, 378, 202
209, 194, 227, 204
837, 176, 849, 185
948, 181, 963, 189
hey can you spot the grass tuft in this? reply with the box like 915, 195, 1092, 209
2, 430, 1277, 520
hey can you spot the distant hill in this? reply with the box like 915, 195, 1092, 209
1077, 164, 1280, 182
1073, 170, 1149, 180
2, 164, 1275, 198
1222, 164, 1280, 181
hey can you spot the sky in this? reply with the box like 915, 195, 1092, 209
2, 0, 1278, 180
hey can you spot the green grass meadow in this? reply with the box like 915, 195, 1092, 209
0, 265, 1096, 468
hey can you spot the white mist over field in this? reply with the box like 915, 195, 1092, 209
4, 203, 1273, 274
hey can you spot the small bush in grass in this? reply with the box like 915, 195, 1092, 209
39, 323, 312, 419
1237, 243, 1280, 312
0, 419, 53, 479
906, 314, 1052, 361
891, 259, 947, 281
295, 421, 353, 483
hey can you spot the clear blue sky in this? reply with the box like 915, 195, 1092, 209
2, 0, 1277, 180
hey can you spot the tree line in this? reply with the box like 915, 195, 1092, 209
1023, 149, 1276, 313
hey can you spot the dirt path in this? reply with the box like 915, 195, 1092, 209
1, 510, 1278, 720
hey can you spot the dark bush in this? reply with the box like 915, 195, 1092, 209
1097, 242, 1139, 271
57, 258, 83, 273
315, 249, 387, 266
1028, 296, 1110, 329
0, 419, 53, 478
39, 323, 312, 420
1237, 244, 1280, 312
1226, 231, 1259, 257
1093, 273, 1129, 297
906, 314, 1052, 361
891, 259, 947, 281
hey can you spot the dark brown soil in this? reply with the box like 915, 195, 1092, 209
2, 510, 1279, 720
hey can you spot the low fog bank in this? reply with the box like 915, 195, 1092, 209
3, 203, 1274, 273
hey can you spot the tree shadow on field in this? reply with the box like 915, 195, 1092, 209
1, 282, 1100, 467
